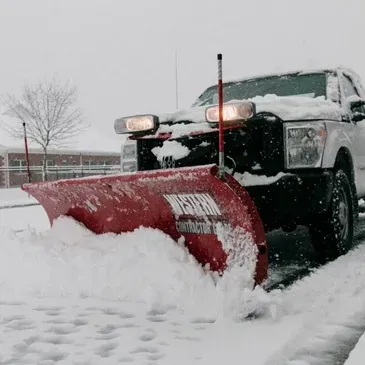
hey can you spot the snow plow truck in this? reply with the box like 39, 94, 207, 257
22, 56, 365, 287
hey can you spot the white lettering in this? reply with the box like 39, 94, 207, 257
163, 193, 222, 217
187, 194, 206, 216
175, 219, 230, 234
164, 195, 184, 215
197, 193, 221, 215
179, 195, 194, 216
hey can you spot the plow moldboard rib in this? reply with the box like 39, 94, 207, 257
22, 164, 268, 284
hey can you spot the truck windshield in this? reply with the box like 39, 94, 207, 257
192, 72, 328, 107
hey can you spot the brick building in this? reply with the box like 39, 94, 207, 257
0, 145, 121, 188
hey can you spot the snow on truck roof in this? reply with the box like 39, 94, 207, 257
225, 68, 333, 83
199, 66, 361, 92
195, 68, 334, 98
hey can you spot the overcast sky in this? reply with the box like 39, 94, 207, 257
0, 0, 364, 151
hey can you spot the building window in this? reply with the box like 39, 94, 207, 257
10, 159, 26, 170
84, 160, 97, 168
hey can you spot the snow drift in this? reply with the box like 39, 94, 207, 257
0, 217, 268, 321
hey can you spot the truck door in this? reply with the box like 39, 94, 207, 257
341, 73, 365, 196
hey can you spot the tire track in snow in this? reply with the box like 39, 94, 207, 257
262, 217, 365, 365
265, 227, 322, 292
0, 202, 40, 210
284, 315, 365, 365
266, 215, 365, 291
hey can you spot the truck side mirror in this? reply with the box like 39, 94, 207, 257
352, 112, 365, 122
349, 99, 365, 122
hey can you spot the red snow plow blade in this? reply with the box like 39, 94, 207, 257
22, 164, 268, 284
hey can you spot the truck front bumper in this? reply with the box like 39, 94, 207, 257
245, 171, 334, 232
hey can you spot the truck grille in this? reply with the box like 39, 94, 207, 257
136, 114, 285, 174
137, 139, 164, 171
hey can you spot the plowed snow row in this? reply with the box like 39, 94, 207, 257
0, 217, 266, 321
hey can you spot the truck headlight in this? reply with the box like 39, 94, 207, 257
205, 102, 255, 123
284, 122, 327, 169
114, 114, 158, 134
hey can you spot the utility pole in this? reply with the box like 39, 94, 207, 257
22, 122, 31, 183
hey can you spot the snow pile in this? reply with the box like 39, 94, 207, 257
156, 121, 215, 138
154, 105, 215, 138
0, 217, 270, 321
152, 140, 190, 161
158, 106, 207, 124
234, 171, 291, 187
215, 223, 271, 320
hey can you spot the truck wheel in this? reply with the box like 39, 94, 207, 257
309, 169, 354, 261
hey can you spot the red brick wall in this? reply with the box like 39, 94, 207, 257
0, 155, 5, 188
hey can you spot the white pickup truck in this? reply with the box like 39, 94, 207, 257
116, 67, 365, 262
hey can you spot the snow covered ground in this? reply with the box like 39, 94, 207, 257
345, 332, 365, 365
1, 189, 365, 364
0, 187, 38, 208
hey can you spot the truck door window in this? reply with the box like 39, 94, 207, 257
343, 74, 365, 118
343, 75, 359, 98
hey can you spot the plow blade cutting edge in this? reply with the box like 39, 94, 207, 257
21, 164, 268, 285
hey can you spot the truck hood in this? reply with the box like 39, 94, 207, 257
148, 94, 343, 139
157, 94, 342, 125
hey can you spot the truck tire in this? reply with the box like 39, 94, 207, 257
309, 169, 354, 261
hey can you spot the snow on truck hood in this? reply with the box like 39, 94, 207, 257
250, 94, 342, 120
151, 95, 341, 163
156, 94, 342, 127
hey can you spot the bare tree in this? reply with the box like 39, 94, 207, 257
1, 77, 86, 180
